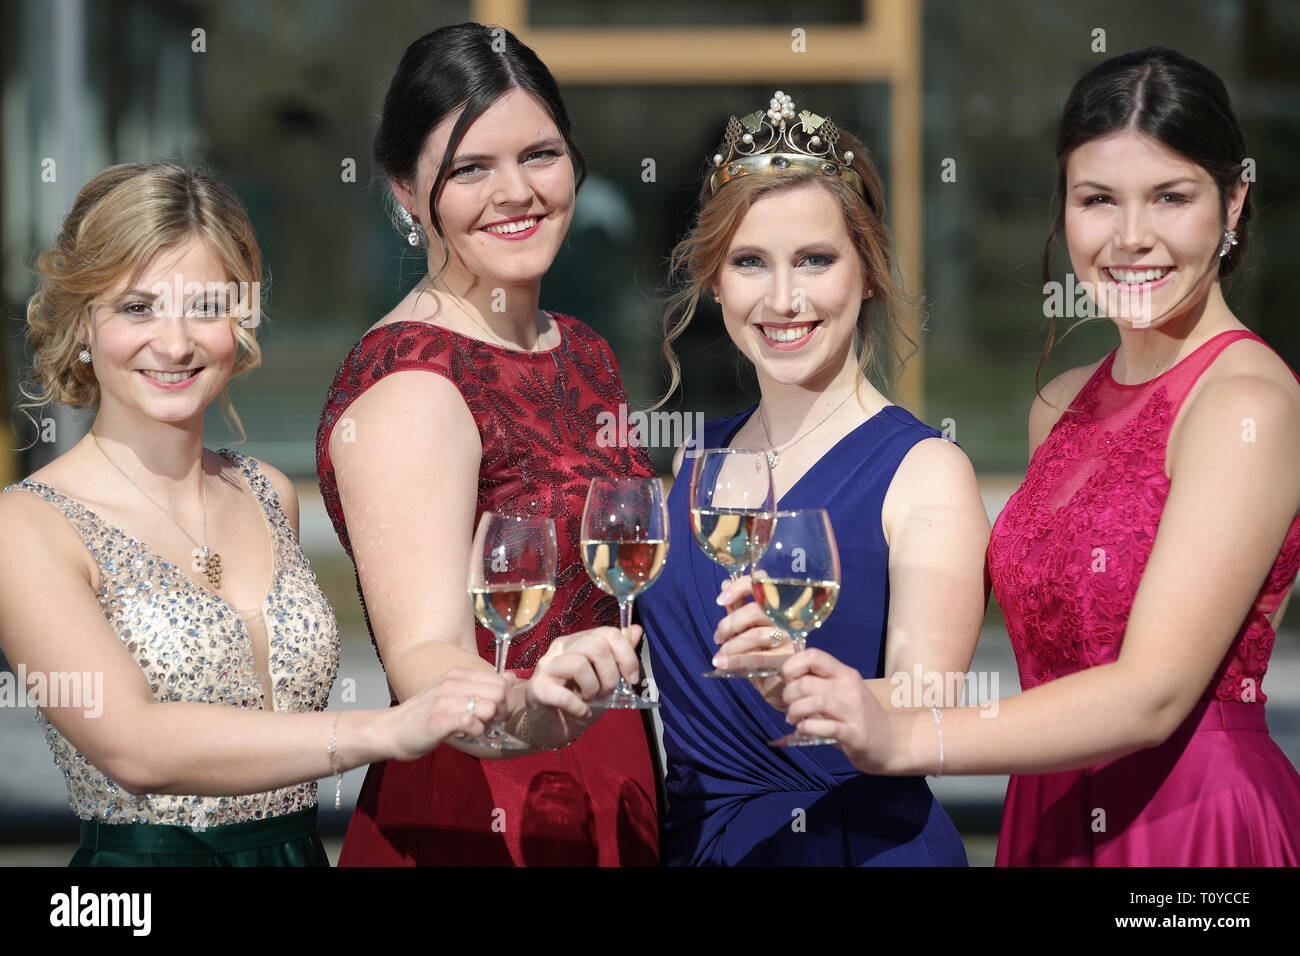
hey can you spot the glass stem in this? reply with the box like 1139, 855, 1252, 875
617, 601, 634, 695
495, 636, 512, 675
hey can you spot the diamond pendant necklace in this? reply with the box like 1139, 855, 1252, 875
91, 434, 223, 589
756, 388, 858, 469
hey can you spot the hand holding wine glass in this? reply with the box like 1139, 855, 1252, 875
580, 477, 669, 710
465, 512, 558, 749
749, 508, 841, 747
689, 448, 778, 679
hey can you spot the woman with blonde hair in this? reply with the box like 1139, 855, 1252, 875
635, 93, 990, 865
0, 162, 510, 866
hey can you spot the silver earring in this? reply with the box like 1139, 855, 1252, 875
78, 347, 92, 364
398, 206, 421, 247
1218, 229, 1238, 259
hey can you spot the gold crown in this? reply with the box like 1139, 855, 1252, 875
708, 91, 865, 200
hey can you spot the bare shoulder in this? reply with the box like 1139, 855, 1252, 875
329, 367, 477, 459
0, 483, 94, 585
1201, 336, 1300, 405
250, 455, 303, 537
885, 435, 983, 520
1028, 360, 1104, 455
243, 455, 298, 508
894, 434, 978, 490
336, 366, 475, 426
882, 434, 988, 548
1180, 350, 1300, 451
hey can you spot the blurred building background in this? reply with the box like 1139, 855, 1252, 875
2, 0, 1298, 864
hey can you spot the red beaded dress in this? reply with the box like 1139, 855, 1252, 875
988, 329, 1300, 865
317, 314, 659, 866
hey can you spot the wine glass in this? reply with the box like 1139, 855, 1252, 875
579, 477, 670, 710
465, 512, 558, 749
688, 448, 778, 678
750, 509, 841, 747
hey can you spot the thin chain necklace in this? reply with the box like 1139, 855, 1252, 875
90, 434, 223, 589
757, 389, 858, 469
419, 279, 545, 353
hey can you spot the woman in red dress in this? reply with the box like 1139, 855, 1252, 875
316, 23, 659, 865
768, 47, 1300, 864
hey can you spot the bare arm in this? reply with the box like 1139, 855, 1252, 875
868, 437, 990, 706
785, 374, 1300, 775
0, 493, 510, 795
329, 370, 492, 700
328, 369, 637, 756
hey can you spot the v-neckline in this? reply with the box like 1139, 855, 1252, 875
22, 451, 282, 622
725, 403, 894, 508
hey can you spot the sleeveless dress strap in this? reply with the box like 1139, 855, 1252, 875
3, 479, 107, 551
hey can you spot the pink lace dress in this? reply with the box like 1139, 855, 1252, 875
988, 329, 1300, 865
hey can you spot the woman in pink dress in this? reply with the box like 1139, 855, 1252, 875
316, 23, 658, 866
768, 47, 1300, 864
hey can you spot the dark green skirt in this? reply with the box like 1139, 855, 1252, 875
70, 806, 329, 867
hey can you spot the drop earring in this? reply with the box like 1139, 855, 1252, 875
400, 206, 421, 247
1218, 229, 1238, 259
78, 346, 92, 364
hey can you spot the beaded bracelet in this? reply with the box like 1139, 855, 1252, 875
328, 714, 342, 809
929, 706, 944, 778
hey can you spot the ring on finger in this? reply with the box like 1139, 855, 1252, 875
466, 695, 479, 716
770, 629, 784, 648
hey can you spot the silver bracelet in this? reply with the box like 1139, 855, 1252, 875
328, 713, 342, 810
929, 706, 944, 778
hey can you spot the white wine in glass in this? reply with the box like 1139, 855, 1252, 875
465, 512, 558, 749
580, 477, 670, 710
688, 448, 778, 678
750, 509, 842, 748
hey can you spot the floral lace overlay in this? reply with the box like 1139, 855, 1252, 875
316, 314, 655, 671
988, 331, 1300, 704
4, 450, 339, 825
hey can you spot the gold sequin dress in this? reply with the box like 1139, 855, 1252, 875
5, 449, 339, 865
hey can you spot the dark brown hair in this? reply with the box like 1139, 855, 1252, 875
1037, 47, 1251, 393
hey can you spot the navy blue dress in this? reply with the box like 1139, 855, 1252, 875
638, 404, 968, 866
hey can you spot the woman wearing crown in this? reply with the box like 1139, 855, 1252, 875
635, 93, 989, 865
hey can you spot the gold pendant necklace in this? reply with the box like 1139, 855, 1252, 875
91, 434, 223, 589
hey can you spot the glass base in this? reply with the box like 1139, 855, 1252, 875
590, 687, 659, 710
456, 727, 531, 750
768, 731, 836, 748
701, 666, 780, 679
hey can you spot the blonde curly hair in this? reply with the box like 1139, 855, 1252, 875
20, 162, 264, 440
